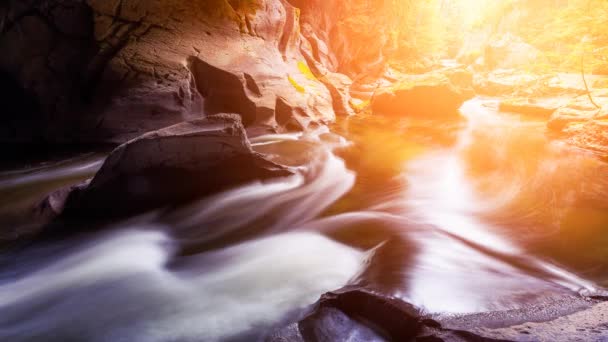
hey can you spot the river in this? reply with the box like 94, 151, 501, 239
0, 97, 607, 341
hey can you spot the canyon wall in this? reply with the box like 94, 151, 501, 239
0, 0, 398, 143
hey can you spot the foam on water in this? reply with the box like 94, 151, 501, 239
0, 229, 362, 342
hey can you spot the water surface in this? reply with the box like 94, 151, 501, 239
1, 98, 607, 340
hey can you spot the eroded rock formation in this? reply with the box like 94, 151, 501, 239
1, 0, 369, 143
59, 114, 291, 219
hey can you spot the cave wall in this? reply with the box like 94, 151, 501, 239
290, 0, 397, 78
0, 0, 399, 143
0, 0, 97, 142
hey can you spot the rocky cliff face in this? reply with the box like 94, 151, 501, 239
0, 0, 97, 142
2, 0, 395, 143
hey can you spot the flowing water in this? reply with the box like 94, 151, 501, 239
1, 97, 608, 341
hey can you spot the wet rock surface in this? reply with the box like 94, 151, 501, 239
468, 301, 608, 342
498, 97, 567, 119
485, 71, 608, 156
372, 73, 474, 120
60, 114, 291, 220
267, 287, 517, 342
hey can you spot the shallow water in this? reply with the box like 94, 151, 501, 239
1, 98, 607, 340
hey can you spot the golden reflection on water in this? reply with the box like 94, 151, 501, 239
322, 101, 608, 287
325, 114, 460, 215
459, 114, 608, 284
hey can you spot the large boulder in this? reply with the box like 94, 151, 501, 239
60, 114, 291, 219
371, 73, 473, 120
547, 94, 608, 132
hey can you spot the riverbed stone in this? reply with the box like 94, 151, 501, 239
560, 120, 608, 155
371, 73, 474, 120
268, 287, 422, 342
499, 97, 568, 119
61, 114, 292, 219
483, 33, 539, 70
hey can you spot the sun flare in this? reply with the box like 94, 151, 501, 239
1, 0, 608, 340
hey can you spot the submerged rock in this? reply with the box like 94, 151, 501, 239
61, 114, 291, 219
371, 73, 473, 119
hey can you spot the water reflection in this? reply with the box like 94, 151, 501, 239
1, 97, 607, 340
327, 97, 607, 313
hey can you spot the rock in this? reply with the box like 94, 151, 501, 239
547, 107, 599, 132
483, 33, 539, 70
268, 287, 423, 342
268, 307, 389, 342
371, 73, 473, 120
561, 120, 608, 155
61, 114, 291, 219
0, 0, 97, 142
267, 287, 509, 342
474, 71, 600, 98
547, 95, 608, 132
84, 0, 338, 142
473, 69, 539, 96
290, 0, 398, 79
443, 67, 475, 90
499, 97, 568, 119
298, 29, 356, 117
0, 0, 341, 143
464, 301, 608, 341
543, 92, 608, 155
36, 182, 90, 220
308, 287, 422, 340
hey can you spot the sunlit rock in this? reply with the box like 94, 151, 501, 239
560, 120, 608, 155
473, 69, 539, 96
548, 107, 599, 132
483, 33, 539, 70
499, 97, 568, 118
371, 73, 473, 119
290, 0, 397, 78
547, 94, 608, 131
